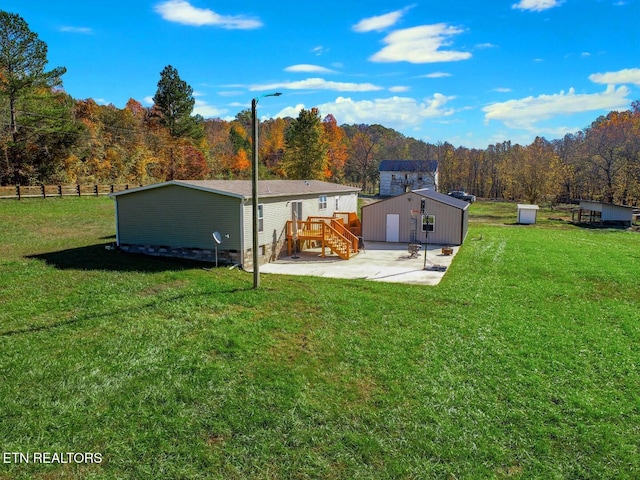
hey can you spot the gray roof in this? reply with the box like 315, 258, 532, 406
579, 200, 633, 210
110, 179, 360, 199
361, 188, 469, 211
379, 160, 438, 172
413, 189, 470, 209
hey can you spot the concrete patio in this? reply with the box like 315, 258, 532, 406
260, 242, 460, 285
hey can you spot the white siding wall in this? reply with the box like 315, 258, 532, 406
241, 193, 358, 251
241, 192, 360, 266
580, 201, 633, 223
602, 204, 633, 223
380, 171, 437, 197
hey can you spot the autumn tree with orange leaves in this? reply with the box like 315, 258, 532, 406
322, 114, 348, 181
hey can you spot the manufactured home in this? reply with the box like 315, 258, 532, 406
110, 180, 360, 267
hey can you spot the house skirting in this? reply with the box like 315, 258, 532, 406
117, 234, 288, 268
117, 243, 240, 265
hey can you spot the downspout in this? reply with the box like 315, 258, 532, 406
239, 198, 246, 268
113, 197, 120, 246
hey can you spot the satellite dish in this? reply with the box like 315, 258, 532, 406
212, 232, 222, 244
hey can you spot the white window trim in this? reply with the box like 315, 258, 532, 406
258, 204, 264, 232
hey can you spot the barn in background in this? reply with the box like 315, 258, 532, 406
572, 200, 633, 227
361, 189, 469, 246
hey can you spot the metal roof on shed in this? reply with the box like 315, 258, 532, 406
362, 188, 469, 211
110, 179, 360, 200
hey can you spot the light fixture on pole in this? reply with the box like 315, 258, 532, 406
251, 92, 282, 289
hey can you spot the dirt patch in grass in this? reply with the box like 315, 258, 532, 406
269, 331, 313, 362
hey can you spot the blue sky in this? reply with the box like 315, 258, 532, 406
5, 0, 640, 148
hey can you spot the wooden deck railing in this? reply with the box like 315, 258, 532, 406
307, 215, 360, 254
329, 219, 360, 254
334, 211, 362, 236
287, 219, 359, 260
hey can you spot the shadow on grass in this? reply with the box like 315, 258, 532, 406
27, 243, 214, 273
570, 222, 632, 231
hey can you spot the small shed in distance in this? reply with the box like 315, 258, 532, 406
572, 200, 633, 227
517, 204, 540, 224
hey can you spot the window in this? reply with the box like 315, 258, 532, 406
319, 195, 327, 210
422, 214, 435, 233
258, 204, 264, 232
291, 201, 303, 220
335, 197, 340, 210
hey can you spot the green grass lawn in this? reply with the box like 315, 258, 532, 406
1, 197, 639, 479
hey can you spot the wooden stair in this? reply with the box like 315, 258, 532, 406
322, 223, 354, 260
287, 213, 360, 260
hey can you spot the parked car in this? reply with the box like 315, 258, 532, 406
448, 190, 476, 203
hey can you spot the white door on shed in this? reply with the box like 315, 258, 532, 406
385, 214, 400, 242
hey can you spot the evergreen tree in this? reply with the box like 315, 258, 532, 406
0, 10, 66, 183
152, 65, 202, 139
282, 108, 327, 180
152, 65, 204, 179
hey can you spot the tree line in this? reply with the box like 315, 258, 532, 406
2, 10, 639, 205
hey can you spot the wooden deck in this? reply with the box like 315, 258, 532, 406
286, 213, 361, 260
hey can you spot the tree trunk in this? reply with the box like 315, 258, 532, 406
9, 94, 21, 184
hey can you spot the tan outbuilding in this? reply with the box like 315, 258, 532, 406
361, 189, 470, 246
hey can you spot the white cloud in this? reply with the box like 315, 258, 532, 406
193, 99, 228, 117
284, 64, 337, 74
370, 24, 472, 64
475, 43, 497, 49
589, 68, 640, 86
143, 96, 154, 105
389, 86, 410, 92
218, 90, 244, 97
312, 46, 328, 56
250, 78, 384, 92
60, 26, 93, 34
275, 94, 455, 131
493, 87, 513, 93
352, 7, 412, 33
512, 0, 563, 12
482, 85, 630, 131
419, 72, 452, 79
154, 0, 262, 29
